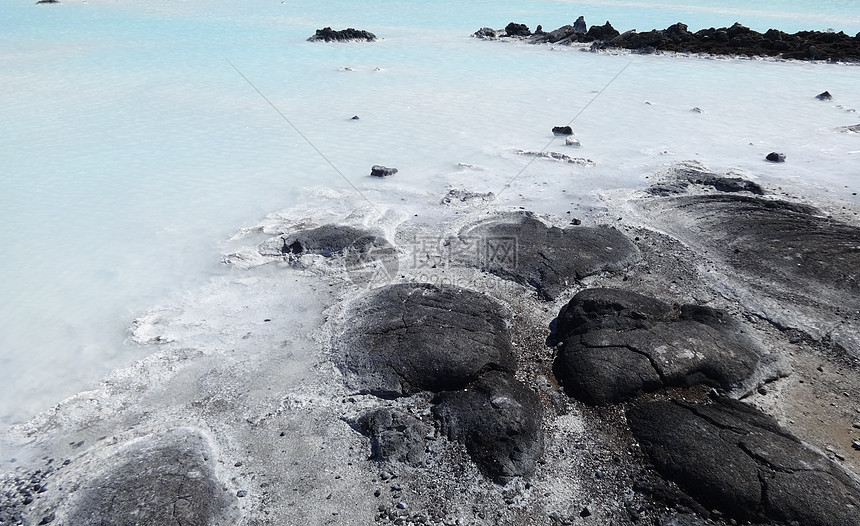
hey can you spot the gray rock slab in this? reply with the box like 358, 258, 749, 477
628, 399, 860, 525
634, 190, 860, 352
356, 408, 431, 467
461, 213, 639, 300
434, 371, 544, 482
335, 283, 516, 397
63, 428, 238, 526
280, 224, 394, 260
552, 288, 770, 404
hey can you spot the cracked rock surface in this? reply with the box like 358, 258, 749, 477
551, 288, 774, 404
335, 283, 515, 397
627, 398, 860, 525
461, 213, 639, 300
433, 371, 544, 482
63, 428, 238, 526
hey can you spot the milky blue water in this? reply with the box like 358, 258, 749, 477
2, 0, 859, 426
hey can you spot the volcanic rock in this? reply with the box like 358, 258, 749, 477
552, 125, 573, 135
551, 288, 771, 404
460, 213, 638, 300
278, 224, 394, 261
357, 409, 431, 467
628, 398, 860, 525
308, 27, 377, 42
817, 90, 833, 100
766, 151, 786, 162
63, 428, 238, 525
434, 371, 544, 482
504, 22, 531, 38
334, 283, 515, 397
370, 165, 398, 177
573, 16, 587, 34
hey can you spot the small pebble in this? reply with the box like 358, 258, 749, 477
853, 440, 860, 451
236, 490, 247, 498
396, 502, 407, 510
852, 422, 860, 429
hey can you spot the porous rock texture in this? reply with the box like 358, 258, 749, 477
628, 398, 860, 525
335, 283, 516, 397
434, 371, 544, 482
551, 288, 771, 404
63, 428, 238, 526
460, 213, 639, 300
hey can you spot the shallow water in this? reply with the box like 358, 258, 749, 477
2, 0, 859, 426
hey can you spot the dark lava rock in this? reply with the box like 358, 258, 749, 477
816, 90, 833, 100
370, 165, 398, 177
64, 428, 238, 526
307, 27, 377, 42
586, 21, 620, 41
669, 161, 764, 194
280, 224, 394, 261
434, 371, 544, 482
552, 125, 573, 135
628, 399, 860, 525
461, 213, 639, 300
473, 27, 498, 39
551, 288, 769, 404
504, 22, 531, 38
36, 0, 60, 4
573, 16, 587, 34
765, 151, 786, 162
335, 283, 516, 397
357, 409, 431, 467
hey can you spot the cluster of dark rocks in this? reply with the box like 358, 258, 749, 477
307, 27, 377, 42
476, 18, 860, 61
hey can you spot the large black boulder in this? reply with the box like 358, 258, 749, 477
460, 213, 639, 300
64, 428, 238, 525
628, 399, 860, 525
335, 283, 516, 397
504, 22, 531, 37
551, 288, 768, 404
434, 371, 544, 482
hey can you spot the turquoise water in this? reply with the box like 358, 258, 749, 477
2, 0, 859, 426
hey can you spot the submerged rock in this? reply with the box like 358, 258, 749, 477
628, 398, 860, 525
307, 27, 377, 42
434, 371, 544, 482
335, 283, 515, 396
551, 288, 773, 404
461, 213, 638, 300
515, 150, 595, 165
63, 428, 238, 525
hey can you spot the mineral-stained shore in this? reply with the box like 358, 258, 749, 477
2, 162, 860, 525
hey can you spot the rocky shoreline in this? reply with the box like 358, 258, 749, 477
3, 161, 860, 525
474, 18, 860, 62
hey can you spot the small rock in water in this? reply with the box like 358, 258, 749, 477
371, 165, 398, 177
565, 136, 582, 147
691, 107, 704, 113
816, 91, 833, 100
351, 115, 360, 120
552, 125, 573, 135
766, 152, 786, 162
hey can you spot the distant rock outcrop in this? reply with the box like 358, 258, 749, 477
628, 398, 860, 525
370, 165, 398, 177
476, 20, 860, 61
308, 27, 377, 42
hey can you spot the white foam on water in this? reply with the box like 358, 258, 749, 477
2, 0, 860, 427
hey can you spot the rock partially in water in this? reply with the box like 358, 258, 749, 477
573, 16, 587, 34
628, 398, 860, 525
335, 283, 516, 397
357, 409, 431, 467
504, 22, 531, 38
370, 165, 398, 177
551, 288, 772, 404
280, 224, 393, 259
434, 371, 544, 482
817, 90, 833, 100
552, 125, 573, 135
461, 213, 639, 300
307, 27, 377, 42
766, 151, 786, 162
64, 428, 238, 526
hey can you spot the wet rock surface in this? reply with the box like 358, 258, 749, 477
335, 283, 516, 396
279, 224, 394, 260
628, 398, 860, 525
551, 288, 770, 404
477, 20, 860, 61
434, 371, 544, 482
64, 428, 238, 526
461, 213, 638, 300
307, 27, 377, 42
